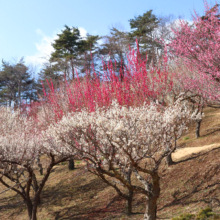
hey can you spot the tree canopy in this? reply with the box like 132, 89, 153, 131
51, 25, 99, 79
0, 58, 37, 107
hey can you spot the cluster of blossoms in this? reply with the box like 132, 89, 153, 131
0, 96, 198, 220
45, 99, 196, 169
168, 3, 220, 101
42, 99, 198, 220
0, 105, 74, 220
0, 107, 40, 163
39, 45, 173, 120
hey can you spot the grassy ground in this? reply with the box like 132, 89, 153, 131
0, 107, 220, 219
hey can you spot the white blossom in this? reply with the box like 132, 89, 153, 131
45, 99, 197, 168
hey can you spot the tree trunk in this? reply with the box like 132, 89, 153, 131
32, 173, 40, 204
144, 173, 160, 220
166, 153, 174, 166
31, 209, 37, 220
144, 196, 157, 220
29, 162, 55, 220
31, 196, 40, 220
26, 200, 33, 220
126, 190, 133, 215
196, 119, 202, 138
36, 156, 43, 175
38, 164, 43, 175
125, 167, 133, 215
70, 58, 75, 79
68, 158, 75, 170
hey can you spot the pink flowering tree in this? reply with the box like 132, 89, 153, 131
45, 99, 197, 220
0, 106, 74, 220
41, 44, 173, 114
168, 61, 205, 138
168, 3, 220, 102
165, 2, 220, 138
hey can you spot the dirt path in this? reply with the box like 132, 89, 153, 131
172, 143, 220, 162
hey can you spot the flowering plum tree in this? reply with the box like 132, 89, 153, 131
168, 2, 220, 102
0, 106, 74, 220
45, 99, 197, 220
168, 61, 205, 138
165, 3, 220, 138
41, 44, 173, 118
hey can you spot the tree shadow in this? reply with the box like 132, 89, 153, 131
54, 196, 144, 220
0, 194, 26, 218
202, 127, 220, 137
51, 188, 146, 219
158, 151, 220, 214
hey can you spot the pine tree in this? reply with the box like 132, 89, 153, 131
99, 27, 131, 81
0, 58, 37, 107
129, 10, 161, 64
51, 25, 99, 79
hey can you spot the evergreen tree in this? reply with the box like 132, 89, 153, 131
37, 60, 64, 96
80, 34, 100, 75
0, 58, 37, 107
51, 25, 99, 79
99, 27, 131, 81
129, 10, 162, 64
51, 25, 82, 79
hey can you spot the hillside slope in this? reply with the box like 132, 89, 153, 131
0, 107, 220, 220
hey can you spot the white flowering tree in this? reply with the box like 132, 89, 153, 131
0, 106, 74, 220
46, 99, 196, 220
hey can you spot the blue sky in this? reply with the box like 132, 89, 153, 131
0, 0, 218, 71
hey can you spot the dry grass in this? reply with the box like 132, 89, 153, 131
0, 107, 220, 219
